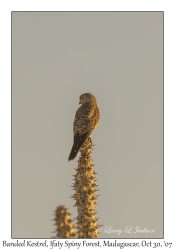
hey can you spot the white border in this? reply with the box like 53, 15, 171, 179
0, 0, 175, 249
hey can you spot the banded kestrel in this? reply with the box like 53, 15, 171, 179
68, 93, 100, 161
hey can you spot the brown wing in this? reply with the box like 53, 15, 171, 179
73, 102, 95, 136
68, 131, 89, 161
68, 101, 100, 161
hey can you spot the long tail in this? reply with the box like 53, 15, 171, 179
68, 132, 88, 161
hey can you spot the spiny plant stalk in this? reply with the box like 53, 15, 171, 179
71, 137, 100, 238
53, 205, 77, 238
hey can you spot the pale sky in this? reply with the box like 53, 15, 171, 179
12, 12, 163, 238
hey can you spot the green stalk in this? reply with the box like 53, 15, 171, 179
53, 205, 77, 238
71, 137, 100, 238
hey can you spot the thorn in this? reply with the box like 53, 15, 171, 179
95, 217, 99, 222
51, 218, 56, 221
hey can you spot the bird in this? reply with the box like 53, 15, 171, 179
68, 93, 100, 161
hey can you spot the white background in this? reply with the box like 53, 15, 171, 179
0, 0, 175, 249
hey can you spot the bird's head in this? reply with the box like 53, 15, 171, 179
79, 93, 96, 104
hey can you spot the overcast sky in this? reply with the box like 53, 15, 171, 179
12, 12, 163, 238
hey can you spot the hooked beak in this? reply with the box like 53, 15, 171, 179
79, 101, 81, 104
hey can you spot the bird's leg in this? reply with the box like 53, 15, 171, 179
79, 137, 92, 158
